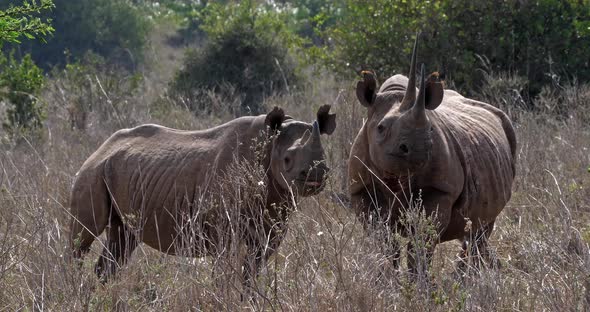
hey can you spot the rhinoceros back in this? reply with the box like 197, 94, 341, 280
433, 90, 516, 224
90, 118, 264, 254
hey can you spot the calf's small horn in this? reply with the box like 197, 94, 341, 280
311, 120, 321, 147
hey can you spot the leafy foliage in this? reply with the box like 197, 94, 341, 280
14, 0, 150, 69
171, 1, 303, 116
0, 52, 45, 134
439, 0, 590, 95
0, 0, 54, 47
275, 0, 339, 43
311, 0, 590, 99
167, 0, 222, 43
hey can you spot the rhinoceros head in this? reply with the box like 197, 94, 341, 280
265, 105, 336, 196
354, 35, 444, 177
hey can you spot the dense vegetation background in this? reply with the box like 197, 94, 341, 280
3, 0, 590, 128
0, 0, 589, 310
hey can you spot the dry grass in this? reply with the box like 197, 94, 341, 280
1, 42, 590, 311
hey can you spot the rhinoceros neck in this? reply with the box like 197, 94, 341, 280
263, 170, 296, 225
266, 175, 291, 204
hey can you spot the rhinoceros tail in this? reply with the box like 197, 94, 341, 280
491, 109, 518, 179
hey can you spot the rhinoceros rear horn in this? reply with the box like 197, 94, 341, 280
400, 32, 420, 111
265, 106, 285, 132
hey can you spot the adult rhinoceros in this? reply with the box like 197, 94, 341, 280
348, 37, 516, 274
70, 106, 336, 289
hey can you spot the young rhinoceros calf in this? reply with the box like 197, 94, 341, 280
70, 106, 336, 288
349, 36, 516, 274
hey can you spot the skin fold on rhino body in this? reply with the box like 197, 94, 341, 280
349, 36, 516, 274
69, 105, 336, 289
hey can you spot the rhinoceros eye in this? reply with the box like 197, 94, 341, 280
284, 156, 291, 165
377, 124, 385, 134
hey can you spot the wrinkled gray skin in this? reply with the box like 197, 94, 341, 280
349, 37, 516, 274
70, 105, 336, 289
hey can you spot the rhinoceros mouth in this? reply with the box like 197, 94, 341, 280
380, 168, 409, 180
379, 174, 412, 194
293, 179, 326, 196
378, 158, 428, 177
295, 179, 324, 187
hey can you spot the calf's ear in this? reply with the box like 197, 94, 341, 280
356, 70, 378, 107
316, 104, 336, 135
265, 106, 285, 132
425, 72, 444, 110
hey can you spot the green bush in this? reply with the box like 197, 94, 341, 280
438, 0, 590, 95
0, 51, 45, 134
170, 1, 302, 116
0, 0, 54, 47
275, 0, 339, 44
312, 0, 590, 100
304, 0, 435, 76
164, 0, 211, 44
12, 0, 150, 69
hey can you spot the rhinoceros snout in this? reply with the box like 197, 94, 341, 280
299, 161, 329, 183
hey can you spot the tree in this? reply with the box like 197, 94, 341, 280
171, 1, 302, 116
12, 0, 150, 69
0, 52, 45, 134
0, 0, 54, 47
0, 1, 52, 135
313, 0, 590, 98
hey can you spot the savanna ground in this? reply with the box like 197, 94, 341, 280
2, 22, 590, 312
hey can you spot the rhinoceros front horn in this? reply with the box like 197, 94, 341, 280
400, 33, 419, 111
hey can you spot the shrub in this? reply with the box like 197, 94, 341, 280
12, 0, 150, 69
439, 0, 590, 95
310, 0, 443, 80
276, 0, 339, 44
0, 51, 45, 135
312, 0, 590, 100
0, 0, 54, 47
164, 0, 210, 44
170, 1, 302, 116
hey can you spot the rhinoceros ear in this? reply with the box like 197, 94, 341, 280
316, 104, 336, 135
425, 72, 444, 110
356, 70, 378, 107
265, 106, 285, 132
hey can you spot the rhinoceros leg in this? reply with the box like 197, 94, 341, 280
350, 184, 390, 227
352, 188, 403, 269
458, 220, 498, 272
407, 189, 454, 277
241, 225, 286, 299
94, 214, 138, 281
70, 181, 110, 261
